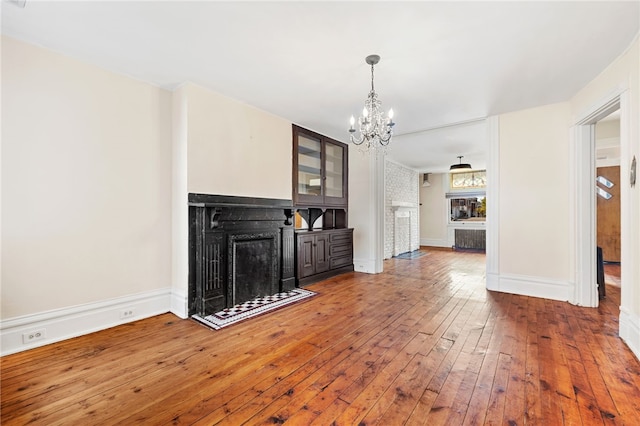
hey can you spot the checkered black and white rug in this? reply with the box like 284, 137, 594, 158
192, 288, 316, 330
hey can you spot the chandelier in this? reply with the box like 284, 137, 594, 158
349, 54, 395, 153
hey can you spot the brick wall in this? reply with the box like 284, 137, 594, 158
384, 160, 420, 259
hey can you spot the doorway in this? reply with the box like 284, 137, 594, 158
595, 111, 622, 296
572, 92, 628, 310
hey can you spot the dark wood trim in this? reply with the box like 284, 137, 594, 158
189, 193, 293, 209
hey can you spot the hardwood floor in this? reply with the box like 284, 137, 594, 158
2, 249, 639, 425
604, 263, 621, 287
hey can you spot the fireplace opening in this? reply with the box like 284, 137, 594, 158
229, 233, 278, 306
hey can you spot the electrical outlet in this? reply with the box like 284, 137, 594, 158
120, 308, 135, 319
22, 329, 46, 344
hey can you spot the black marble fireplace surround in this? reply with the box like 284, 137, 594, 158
188, 193, 295, 317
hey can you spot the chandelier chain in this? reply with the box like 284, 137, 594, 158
370, 62, 375, 93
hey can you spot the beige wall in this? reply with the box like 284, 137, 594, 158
491, 36, 639, 357
170, 83, 293, 316
596, 119, 621, 140
1, 37, 173, 318
498, 102, 571, 280
419, 173, 448, 246
1, 37, 297, 351
184, 83, 291, 199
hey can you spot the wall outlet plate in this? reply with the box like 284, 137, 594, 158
120, 308, 135, 319
22, 329, 46, 344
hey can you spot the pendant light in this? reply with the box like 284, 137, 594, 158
450, 155, 472, 171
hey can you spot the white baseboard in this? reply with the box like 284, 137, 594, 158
486, 272, 500, 291
420, 238, 450, 248
0, 288, 171, 356
170, 287, 188, 319
353, 258, 380, 274
620, 307, 640, 362
489, 273, 573, 302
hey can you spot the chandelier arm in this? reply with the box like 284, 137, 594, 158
349, 133, 365, 145
379, 129, 393, 144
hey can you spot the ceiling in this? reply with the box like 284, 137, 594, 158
2, 1, 639, 173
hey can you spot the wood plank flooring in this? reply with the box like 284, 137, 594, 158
2, 249, 639, 425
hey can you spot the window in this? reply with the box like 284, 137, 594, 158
450, 196, 486, 222
450, 170, 486, 189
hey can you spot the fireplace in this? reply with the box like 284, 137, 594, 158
391, 201, 417, 257
188, 194, 295, 317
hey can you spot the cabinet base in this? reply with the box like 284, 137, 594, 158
281, 277, 297, 292
297, 265, 354, 287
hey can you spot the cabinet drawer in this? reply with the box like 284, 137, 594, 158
330, 231, 352, 243
330, 255, 352, 269
330, 243, 352, 257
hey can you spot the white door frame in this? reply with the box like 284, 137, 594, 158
485, 116, 499, 291
570, 90, 629, 307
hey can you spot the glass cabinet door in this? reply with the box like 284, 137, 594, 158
293, 124, 348, 207
297, 134, 322, 196
324, 141, 344, 198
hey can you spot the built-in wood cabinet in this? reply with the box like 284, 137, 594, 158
292, 124, 353, 286
296, 228, 353, 287
293, 125, 348, 207
297, 232, 329, 279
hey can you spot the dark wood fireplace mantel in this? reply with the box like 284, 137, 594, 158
188, 193, 295, 317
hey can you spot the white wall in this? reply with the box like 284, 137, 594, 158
171, 85, 189, 317
349, 151, 384, 273
1, 37, 173, 353
419, 173, 449, 247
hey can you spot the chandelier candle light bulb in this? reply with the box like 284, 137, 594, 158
348, 54, 395, 154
